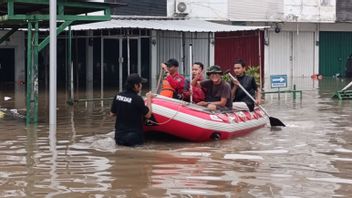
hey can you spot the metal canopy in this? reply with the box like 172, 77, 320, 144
0, 0, 121, 125
0, 0, 125, 28
72, 17, 268, 32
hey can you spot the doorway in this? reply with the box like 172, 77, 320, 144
0, 48, 15, 90
101, 37, 148, 92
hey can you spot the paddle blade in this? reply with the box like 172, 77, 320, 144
269, 116, 286, 127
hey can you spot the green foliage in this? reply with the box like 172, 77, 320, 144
222, 73, 231, 82
222, 66, 260, 85
246, 66, 260, 85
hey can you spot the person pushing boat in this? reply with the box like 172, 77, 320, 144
110, 73, 153, 147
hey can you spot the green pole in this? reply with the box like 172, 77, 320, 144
33, 21, 39, 123
26, 22, 33, 125
293, 84, 296, 100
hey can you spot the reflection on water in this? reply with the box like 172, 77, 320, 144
0, 77, 351, 197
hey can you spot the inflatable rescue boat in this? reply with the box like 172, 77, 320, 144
144, 95, 267, 142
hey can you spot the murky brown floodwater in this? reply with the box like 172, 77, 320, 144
0, 78, 351, 197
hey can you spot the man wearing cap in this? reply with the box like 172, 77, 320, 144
160, 58, 185, 99
110, 73, 153, 147
196, 65, 232, 111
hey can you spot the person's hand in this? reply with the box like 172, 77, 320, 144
161, 63, 168, 72
197, 101, 208, 106
146, 91, 154, 99
232, 78, 240, 86
255, 98, 262, 105
194, 73, 201, 80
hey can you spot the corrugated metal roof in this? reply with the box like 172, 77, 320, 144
71, 18, 267, 32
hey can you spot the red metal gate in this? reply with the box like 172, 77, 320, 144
215, 30, 264, 81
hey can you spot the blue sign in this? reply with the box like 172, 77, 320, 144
271, 75, 287, 88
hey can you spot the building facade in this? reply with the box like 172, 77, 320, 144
166, 0, 352, 90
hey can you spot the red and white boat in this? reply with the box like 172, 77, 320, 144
144, 95, 268, 142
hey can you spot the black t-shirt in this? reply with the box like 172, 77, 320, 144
110, 90, 149, 135
232, 75, 257, 111
200, 80, 232, 109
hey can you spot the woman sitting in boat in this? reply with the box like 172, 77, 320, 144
160, 58, 186, 99
182, 62, 205, 103
195, 65, 232, 111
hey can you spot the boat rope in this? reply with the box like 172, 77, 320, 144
147, 67, 182, 125
146, 101, 184, 125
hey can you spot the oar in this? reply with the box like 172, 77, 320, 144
341, 81, 352, 92
228, 72, 285, 127
332, 80, 352, 99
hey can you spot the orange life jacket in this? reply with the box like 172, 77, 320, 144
160, 79, 175, 98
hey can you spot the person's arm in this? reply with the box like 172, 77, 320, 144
207, 97, 227, 107
191, 73, 202, 86
210, 82, 231, 107
110, 96, 117, 116
255, 87, 261, 105
144, 91, 153, 119
195, 80, 208, 106
192, 86, 205, 102
169, 76, 186, 96
230, 81, 238, 99
165, 75, 178, 89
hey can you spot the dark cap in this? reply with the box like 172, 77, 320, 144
126, 73, 148, 85
206, 65, 223, 75
164, 58, 179, 67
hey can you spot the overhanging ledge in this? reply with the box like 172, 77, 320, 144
71, 17, 268, 32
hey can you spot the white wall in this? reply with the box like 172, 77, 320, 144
157, 31, 212, 76
168, 0, 336, 22
183, 32, 212, 75
153, 30, 212, 90
229, 0, 284, 22
167, 0, 229, 20
264, 30, 316, 78
284, 0, 336, 22
293, 31, 315, 77
265, 31, 292, 78
157, 31, 183, 68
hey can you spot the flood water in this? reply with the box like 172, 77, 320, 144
0, 78, 351, 197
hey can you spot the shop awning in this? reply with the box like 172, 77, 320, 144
71, 17, 267, 32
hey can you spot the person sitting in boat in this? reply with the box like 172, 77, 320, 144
160, 58, 186, 99
196, 65, 232, 111
231, 59, 261, 112
182, 62, 205, 103
110, 73, 153, 147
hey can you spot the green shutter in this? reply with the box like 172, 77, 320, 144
319, 32, 352, 76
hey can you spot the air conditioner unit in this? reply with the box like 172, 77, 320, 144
175, 0, 190, 15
